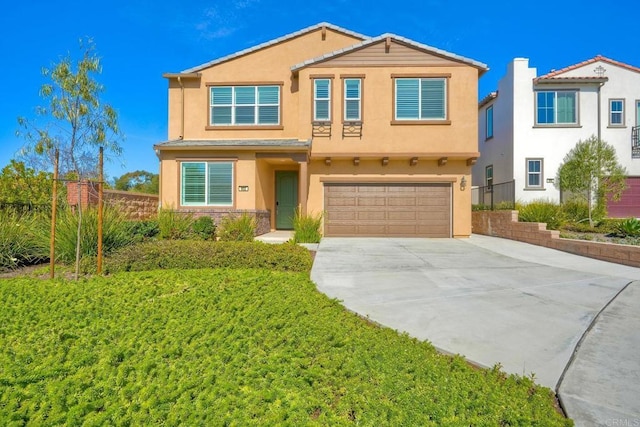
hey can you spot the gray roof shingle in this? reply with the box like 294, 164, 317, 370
155, 139, 311, 149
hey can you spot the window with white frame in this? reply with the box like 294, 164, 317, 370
181, 161, 233, 206
486, 105, 494, 139
536, 91, 577, 125
395, 78, 446, 120
314, 79, 331, 121
344, 78, 361, 121
210, 86, 279, 126
526, 159, 543, 188
485, 165, 493, 188
609, 99, 624, 125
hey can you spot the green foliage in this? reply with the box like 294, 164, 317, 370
556, 136, 627, 226
16, 38, 122, 179
104, 240, 312, 274
517, 199, 565, 230
472, 201, 515, 212
0, 270, 572, 425
217, 213, 256, 242
158, 209, 194, 240
0, 210, 48, 271
113, 170, 159, 194
51, 206, 133, 263
191, 216, 216, 240
615, 218, 640, 237
128, 219, 160, 242
561, 199, 591, 224
0, 160, 62, 207
293, 210, 323, 243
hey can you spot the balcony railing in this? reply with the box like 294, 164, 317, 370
633, 126, 640, 159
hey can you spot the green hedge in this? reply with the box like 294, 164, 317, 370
103, 240, 313, 274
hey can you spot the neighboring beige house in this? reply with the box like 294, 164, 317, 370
155, 23, 487, 237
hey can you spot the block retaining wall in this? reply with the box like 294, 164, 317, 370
472, 210, 640, 268
67, 181, 158, 220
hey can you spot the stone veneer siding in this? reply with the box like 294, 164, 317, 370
472, 210, 640, 268
179, 209, 271, 236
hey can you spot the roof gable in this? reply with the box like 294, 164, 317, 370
537, 55, 640, 79
292, 33, 488, 74
181, 22, 368, 74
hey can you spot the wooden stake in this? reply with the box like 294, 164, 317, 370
49, 149, 59, 279
97, 146, 104, 274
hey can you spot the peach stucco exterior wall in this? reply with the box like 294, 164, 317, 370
167, 28, 363, 141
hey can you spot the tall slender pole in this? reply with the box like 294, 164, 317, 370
97, 146, 104, 274
49, 149, 59, 279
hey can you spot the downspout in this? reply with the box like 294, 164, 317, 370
597, 82, 603, 140
178, 76, 185, 139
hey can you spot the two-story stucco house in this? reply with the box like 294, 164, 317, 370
155, 23, 487, 237
474, 56, 640, 217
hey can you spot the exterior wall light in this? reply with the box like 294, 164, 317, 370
460, 176, 467, 191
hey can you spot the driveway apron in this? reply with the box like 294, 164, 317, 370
310, 235, 640, 424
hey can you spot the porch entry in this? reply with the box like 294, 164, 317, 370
275, 171, 298, 229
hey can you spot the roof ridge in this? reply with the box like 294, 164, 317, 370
538, 55, 640, 78
180, 22, 369, 74
291, 33, 488, 73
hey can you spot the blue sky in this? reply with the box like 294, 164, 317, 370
1, 0, 638, 180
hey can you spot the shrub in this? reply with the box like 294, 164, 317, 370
128, 219, 160, 242
191, 216, 216, 240
217, 213, 256, 242
52, 206, 134, 263
516, 199, 564, 230
561, 199, 590, 224
0, 210, 47, 271
158, 208, 194, 240
293, 210, 322, 243
615, 218, 640, 237
104, 240, 313, 273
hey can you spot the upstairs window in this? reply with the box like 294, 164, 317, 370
486, 105, 494, 139
536, 90, 577, 125
181, 161, 233, 206
210, 85, 280, 126
314, 79, 331, 121
609, 99, 624, 126
344, 78, 361, 121
395, 78, 446, 120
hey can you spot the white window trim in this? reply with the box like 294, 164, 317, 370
181, 161, 234, 207
314, 79, 331, 122
525, 158, 543, 189
209, 85, 280, 126
485, 164, 493, 188
609, 98, 625, 127
394, 77, 447, 121
344, 78, 361, 122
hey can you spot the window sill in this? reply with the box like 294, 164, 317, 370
533, 124, 581, 128
485, 136, 494, 142
523, 187, 546, 191
391, 120, 451, 126
206, 125, 283, 130
607, 125, 627, 129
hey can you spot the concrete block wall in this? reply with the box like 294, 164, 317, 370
66, 181, 159, 220
180, 209, 271, 236
472, 210, 640, 268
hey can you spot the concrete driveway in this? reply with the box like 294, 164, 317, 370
310, 235, 640, 426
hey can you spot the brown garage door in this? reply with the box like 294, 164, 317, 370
324, 183, 451, 237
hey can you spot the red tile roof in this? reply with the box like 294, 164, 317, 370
537, 55, 640, 79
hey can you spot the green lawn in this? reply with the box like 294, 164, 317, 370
0, 269, 572, 426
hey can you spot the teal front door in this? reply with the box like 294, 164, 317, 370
275, 171, 298, 229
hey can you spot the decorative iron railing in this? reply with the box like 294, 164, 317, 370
632, 126, 640, 159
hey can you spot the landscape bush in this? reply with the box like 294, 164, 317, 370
217, 213, 256, 242
0, 210, 47, 271
0, 269, 572, 425
104, 240, 312, 273
128, 219, 160, 242
560, 199, 591, 224
51, 206, 134, 263
158, 208, 194, 240
293, 210, 323, 243
517, 199, 565, 230
190, 216, 216, 240
614, 218, 640, 237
